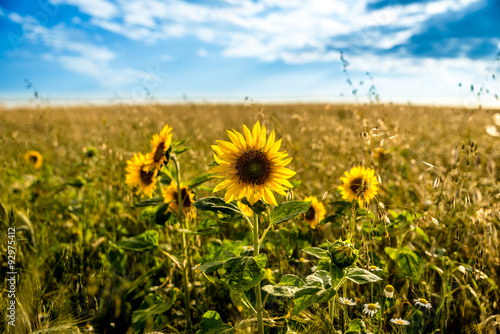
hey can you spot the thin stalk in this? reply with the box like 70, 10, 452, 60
253, 213, 264, 334
173, 155, 192, 330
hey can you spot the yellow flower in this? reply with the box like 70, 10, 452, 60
125, 152, 157, 197
338, 166, 379, 207
237, 201, 254, 217
211, 121, 295, 206
162, 181, 196, 220
144, 124, 173, 172
24, 151, 42, 169
302, 196, 326, 229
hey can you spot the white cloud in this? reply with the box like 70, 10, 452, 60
54, 0, 119, 19
8, 12, 149, 88
197, 48, 208, 58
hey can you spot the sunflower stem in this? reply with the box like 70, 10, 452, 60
253, 213, 264, 334
173, 154, 192, 330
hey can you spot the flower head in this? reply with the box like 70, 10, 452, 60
369, 265, 382, 272
384, 285, 395, 299
211, 121, 295, 205
24, 151, 42, 169
162, 181, 196, 220
125, 152, 157, 197
338, 166, 379, 207
390, 318, 410, 326
339, 297, 356, 306
414, 298, 432, 309
363, 302, 381, 317
328, 238, 358, 268
301, 196, 326, 229
145, 124, 173, 172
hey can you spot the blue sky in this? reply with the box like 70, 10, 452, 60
0, 0, 499, 106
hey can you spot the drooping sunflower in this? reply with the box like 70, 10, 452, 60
144, 124, 173, 172
338, 166, 379, 207
211, 121, 295, 206
162, 181, 196, 220
24, 151, 42, 169
125, 152, 157, 197
301, 196, 326, 229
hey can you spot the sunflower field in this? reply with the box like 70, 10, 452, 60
0, 103, 499, 334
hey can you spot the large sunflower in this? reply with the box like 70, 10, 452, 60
302, 196, 326, 229
162, 181, 196, 220
125, 152, 157, 197
211, 121, 295, 206
338, 166, 379, 206
24, 151, 42, 169
144, 124, 173, 172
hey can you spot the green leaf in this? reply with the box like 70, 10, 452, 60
271, 201, 312, 225
132, 291, 177, 332
398, 248, 421, 281
293, 278, 336, 315
199, 261, 226, 273
302, 247, 330, 259
188, 174, 216, 188
173, 147, 190, 155
415, 227, 430, 243
193, 197, 241, 216
117, 230, 159, 251
345, 318, 368, 334
345, 268, 382, 284
196, 310, 234, 334
223, 254, 267, 293
384, 247, 398, 261
133, 197, 165, 208
262, 274, 305, 298
241, 198, 267, 215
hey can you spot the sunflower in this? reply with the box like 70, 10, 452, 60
24, 151, 42, 169
338, 166, 379, 206
144, 124, 173, 172
162, 181, 196, 220
211, 121, 295, 206
125, 152, 157, 197
301, 196, 326, 229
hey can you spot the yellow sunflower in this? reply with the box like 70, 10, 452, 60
338, 166, 379, 207
301, 196, 326, 229
24, 151, 43, 169
211, 121, 295, 206
237, 201, 254, 217
144, 124, 173, 172
162, 181, 196, 220
125, 152, 158, 197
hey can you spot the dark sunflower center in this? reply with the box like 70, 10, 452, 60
29, 155, 38, 164
235, 150, 271, 185
349, 177, 367, 195
305, 206, 316, 221
179, 188, 193, 208
154, 143, 165, 162
140, 168, 155, 185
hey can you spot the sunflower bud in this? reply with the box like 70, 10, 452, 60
328, 239, 358, 268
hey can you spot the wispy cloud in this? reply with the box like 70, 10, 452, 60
8, 12, 149, 87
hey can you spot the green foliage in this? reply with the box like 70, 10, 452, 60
117, 230, 159, 251
270, 200, 312, 225
223, 254, 267, 293
196, 311, 234, 334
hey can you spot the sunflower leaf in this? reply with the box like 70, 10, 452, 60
301, 247, 330, 259
345, 268, 382, 284
270, 201, 312, 225
223, 254, 267, 293
196, 310, 234, 334
133, 197, 165, 208
193, 197, 241, 216
262, 274, 305, 298
117, 230, 159, 251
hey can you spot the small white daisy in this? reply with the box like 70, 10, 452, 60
339, 297, 356, 306
384, 284, 395, 298
390, 318, 410, 326
369, 265, 382, 272
414, 298, 432, 309
363, 302, 381, 317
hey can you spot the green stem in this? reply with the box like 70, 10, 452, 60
173, 155, 192, 330
253, 213, 264, 334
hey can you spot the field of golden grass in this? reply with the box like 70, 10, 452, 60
0, 103, 499, 333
